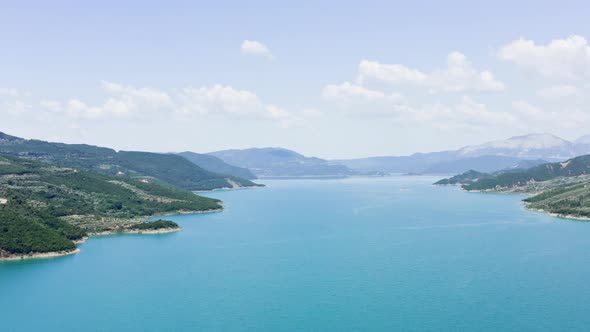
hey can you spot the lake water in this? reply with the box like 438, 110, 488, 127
2, 177, 590, 331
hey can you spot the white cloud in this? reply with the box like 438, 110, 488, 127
357, 52, 504, 92
536, 85, 580, 100
322, 82, 408, 117
357, 61, 426, 85
240, 40, 273, 59
511, 100, 590, 130
0, 88, 21, 97
322, 82, 402, 102
39, 82, 175, 119
323, 83, 512, 127
179, 85, 271, 116
39, 100, 61, 112
101, 81, 172, 106
2, 100, 31, 114
36, 82, 298, 127
413, 96, 515, 129
499, 35, 590, 80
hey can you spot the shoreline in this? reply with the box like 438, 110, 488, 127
0, 248, 80, 262
437, 183, 590, 221
0, 207, 222, 262
194, 185, 264, 193
87, 227, 183, 239
524, 205, 590, 222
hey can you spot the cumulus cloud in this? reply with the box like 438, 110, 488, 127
39, 82, 171, 119
101, 81, 172, 106
322, 82, 402, 102
357, 52, 504, 92
511, 100, 590, 130
357, 61, 426, 85
411, 96, 515, 129
323, 83, 512, 127
179, 85, 281, 118
35, 82, 299, 127
240, 40, 273, 59
2, 100, 32, 114
499, 35, 590, 80
536, 85, 580, 100
322, 82, 408, 117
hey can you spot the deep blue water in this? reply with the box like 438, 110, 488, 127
2, 177, 590, 331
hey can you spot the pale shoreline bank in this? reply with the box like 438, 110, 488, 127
87, 226, 183, 238
0, 248, 80, 261
524, 205, 590, 222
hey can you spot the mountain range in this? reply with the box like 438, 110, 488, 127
333, 133, 590, 174
208, 148, 355, 178
177, 151, 257, 180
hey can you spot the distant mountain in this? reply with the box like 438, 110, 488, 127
456, 133, 576, 160
575, 135, 590, 145
334, 133, 590, 175
0, 131, 260, 191
208, 147, 355, 177
178, 152, 257, 180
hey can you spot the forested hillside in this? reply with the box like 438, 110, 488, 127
0, 132, 260, 190
0, 155, 221, 258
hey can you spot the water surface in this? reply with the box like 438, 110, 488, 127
1, 177, 589, 331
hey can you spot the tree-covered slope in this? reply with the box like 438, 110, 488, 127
524, 182, 590, 218
0, 155, 222, 257
177, 151, 257, 179
434, 170, 491, 185
0, 131, 260, 190
462, 155, 590, 191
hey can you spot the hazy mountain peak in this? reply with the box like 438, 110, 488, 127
456, 133, 574, 160
464, 133, 569, 152
575, 134, 590, 145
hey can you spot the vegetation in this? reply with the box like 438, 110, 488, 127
434, 156, 590, 220
434, 170, 490, 185
0, 155, 222, 257
461, 155, 590, 191
524, 183, 590, 218
0, 205, 78, 255
178, 151, 257, 180
0, 131, 261, 190
129, 219, 179, 231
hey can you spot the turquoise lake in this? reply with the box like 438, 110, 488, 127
2, 177, 590, 331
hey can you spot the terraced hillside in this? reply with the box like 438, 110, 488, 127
0, 155, 221, 258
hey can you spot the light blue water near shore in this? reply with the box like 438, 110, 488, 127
2, 177, 590, 331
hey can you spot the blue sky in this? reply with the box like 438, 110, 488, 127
1, 1, 590, 158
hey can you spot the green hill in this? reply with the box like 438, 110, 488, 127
434, 155, 590, 220
434, 170, 490, 185
0, 132, 260, 190
462, 155, 590, 191
0, 155, 222, 258
524, 182, 590, 219
177, 151, 257, 179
